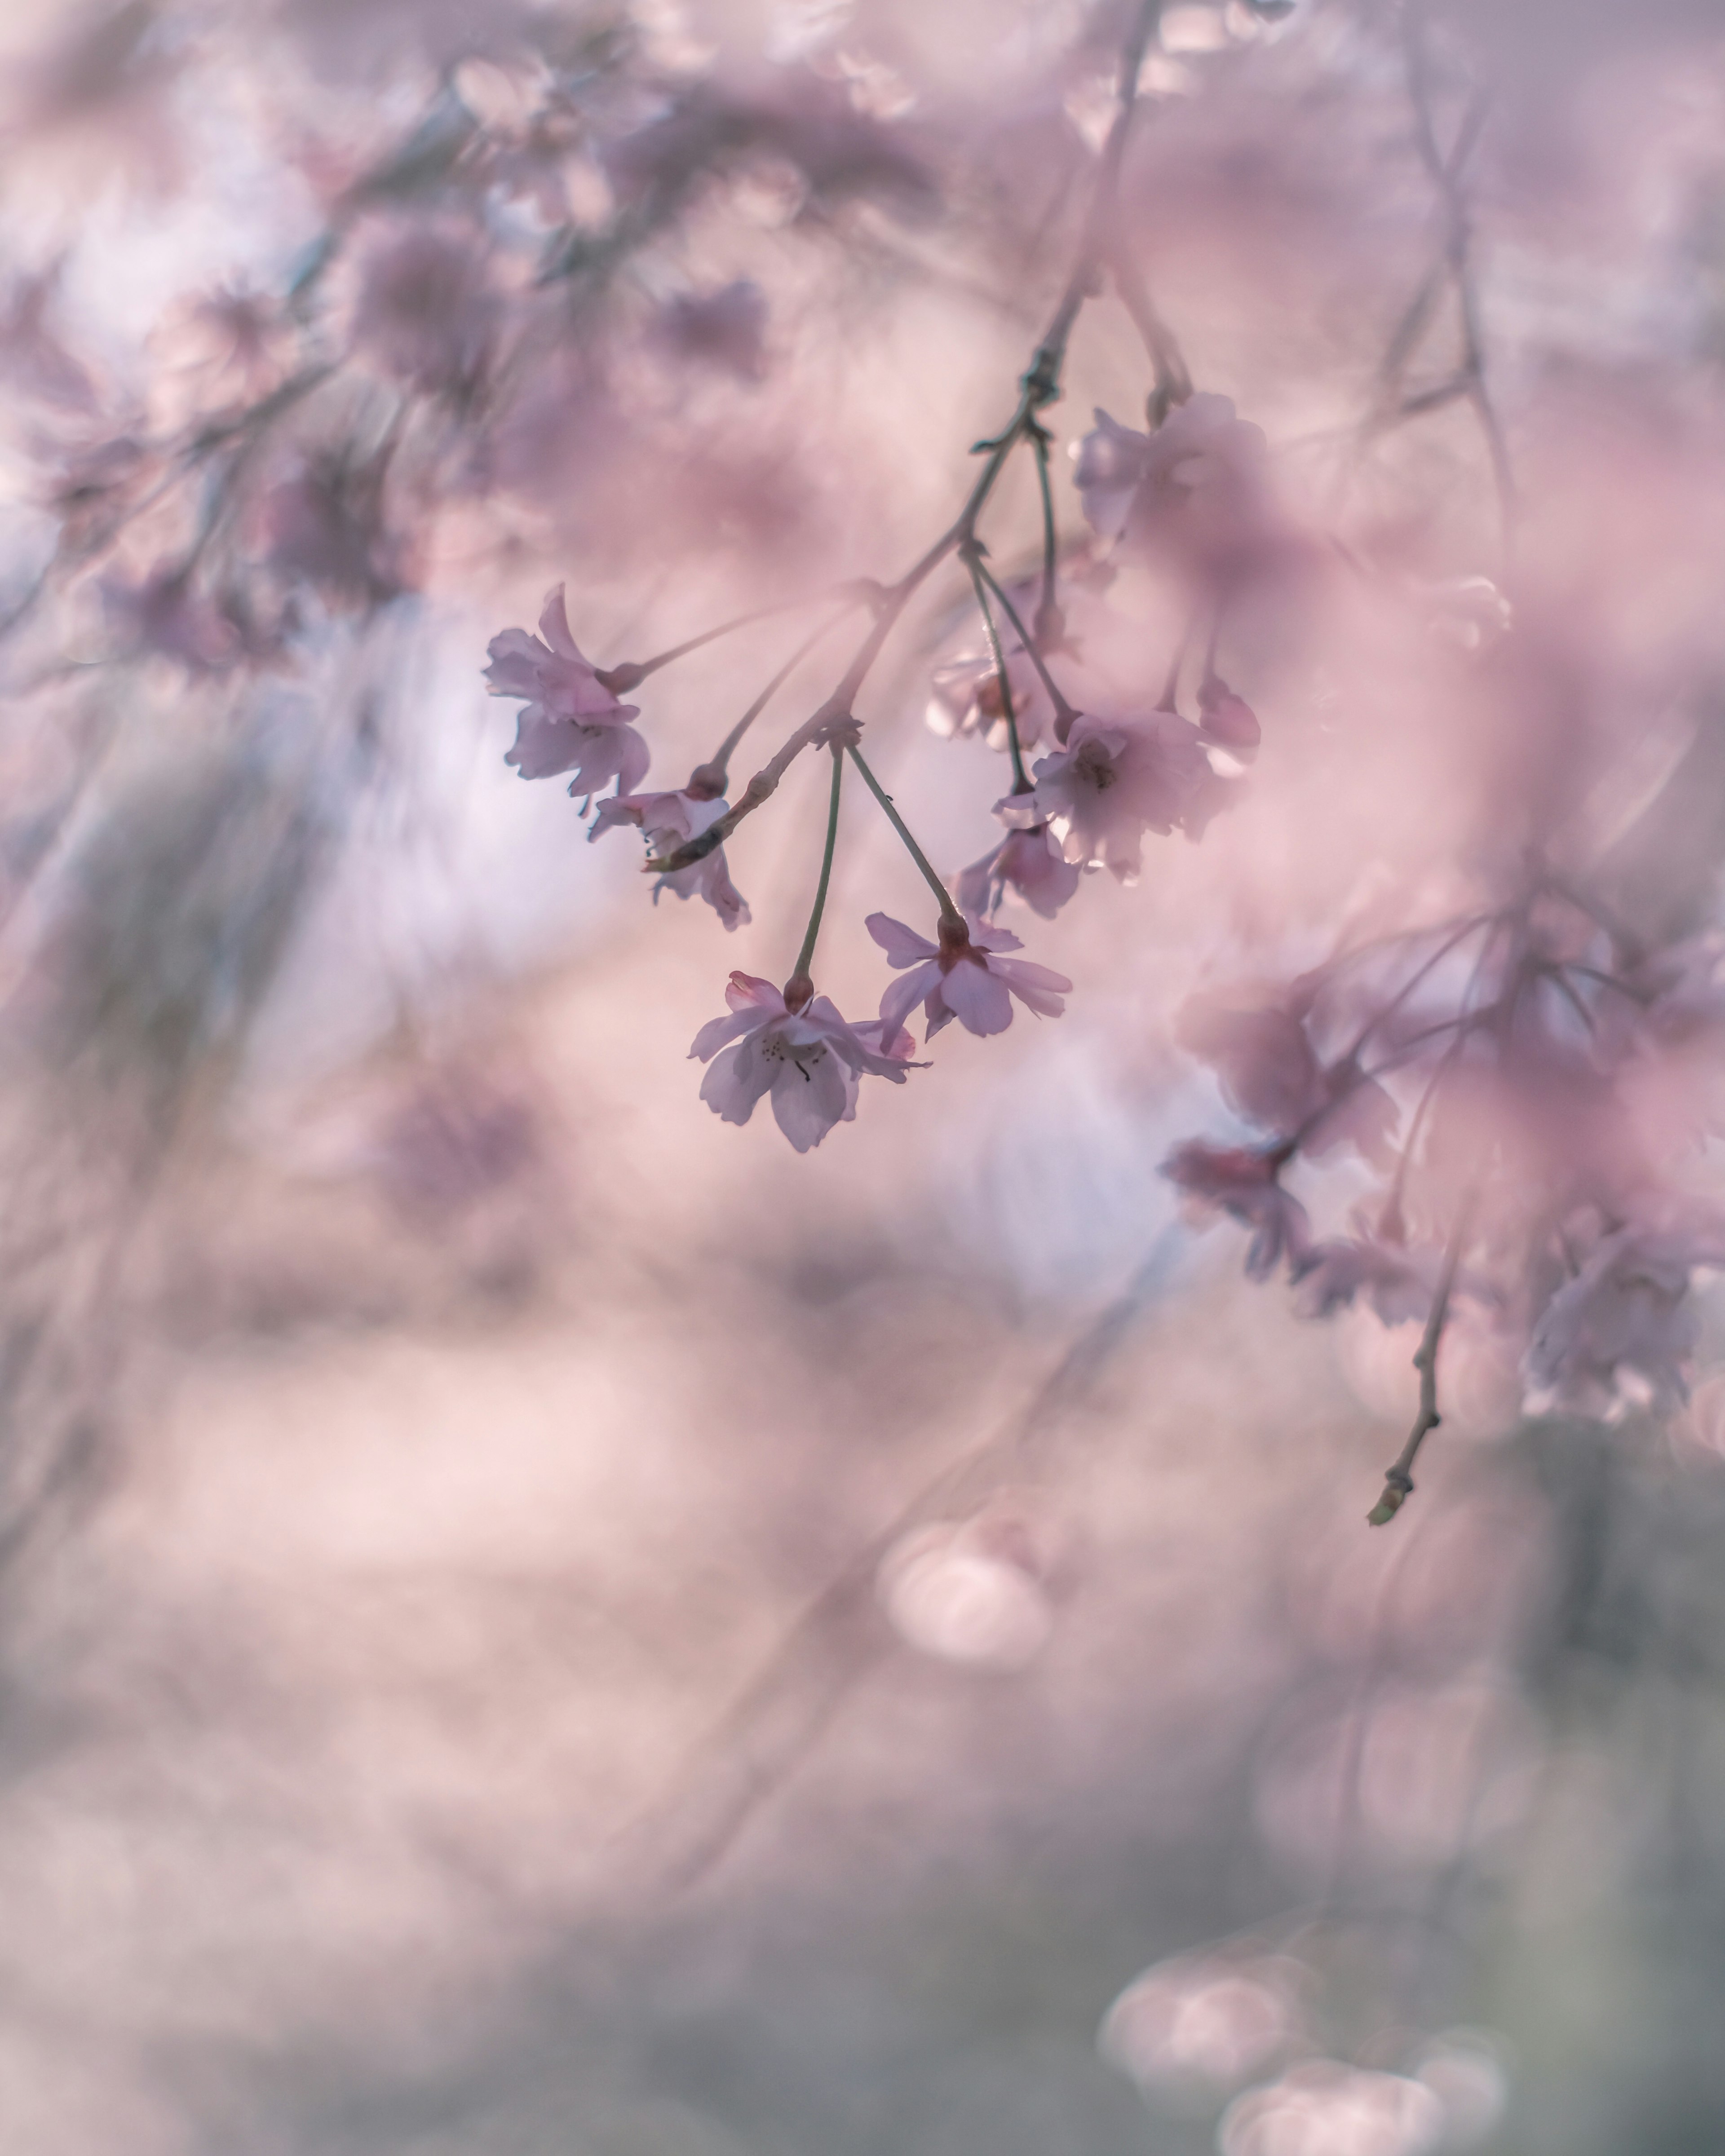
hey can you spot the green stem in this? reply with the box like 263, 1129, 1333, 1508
790, 744, 846, 985
972, 559, 1079, 736
964, 553, 1031, 792
847, 746, 963, 929
1032, 429, 1060, 638
698, 605, 857, 788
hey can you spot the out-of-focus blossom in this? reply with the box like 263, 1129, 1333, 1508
0, 266, 97, 411
1218, 2059, 1446, 2156
1523, 1224, 1724, 1416
1294, 1236, 1435, 1324
690, 972, 916, 1151
956, 823, 1081, 920
258, 448, 410, 607
877, 1512, 1054, 1669
352, 222, 500, 401
589, 788, 749, 930
1177, 992, 1399, 1163
1100, 1953, 1303, 2091
867, 910, 1070, 1041
927, 644, 1055, 753
657, 280, 767, 380
1162, 1140, 1309, 1279
486, 587, 648, 796
1198, 671, 1262, 761
101, 566, 243, 673
1074, 394, 1266, 541
1006, 711, 1209, 879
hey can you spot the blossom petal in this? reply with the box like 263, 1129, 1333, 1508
941, 959, 1015, 1036
879, 961, 941, 1044
866, 912, 940, 967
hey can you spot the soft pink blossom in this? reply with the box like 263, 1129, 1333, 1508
658, 280, 767, 380
1177, 994, 1398, 1165
1073, 394, 1267, 543
1161, 1140, 1310, 1280
486, 587, 649, 797
927, 645, 1055, 754
1524, 1224, 1725, 1417
1006, 711, 1209, 880
102, 566, 242, 672
690, 972, 916, 1152
1196, 673, 1261, 762
590, 788, 749, 931
353, 224, 500, 401
956, 824, 1082, 921
867, 911, 1071, 1042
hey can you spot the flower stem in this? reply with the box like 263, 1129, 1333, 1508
847, 746, 964, 931
789, 743, 845, 988
963, 551, 1031, 793
1031, 429, 1061, 641
1369, 1191, 1477, 1526
972, 558, 1079, 737
607, 580, 873, 692
693, 604, 858, 792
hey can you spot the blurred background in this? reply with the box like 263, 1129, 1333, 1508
2, 0, 1725, 2150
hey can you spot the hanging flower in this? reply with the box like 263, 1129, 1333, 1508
867, 910, 1070, 1041
590, 788, 750, 930
1005, 711, 1208, 880
690, 972, 917, 1152
485, 586, 649, 799
956, 824, 1082, 921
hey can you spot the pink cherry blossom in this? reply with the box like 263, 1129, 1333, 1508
690, 972, 917, 1152
1524, 1224, 1725, 1417
1176, 993, 1399, 1165
867, 910, 1071, 1042
102, 566, 243, 672
1073, 394, 1267, 543
1161, 1140, 1310, 1281
353, 223, 500, 402
1196, 673, 1261, 762
485, 587, 649, 798
957, 823, 1082, 921
927, 644, 1055, 754
1006, 711, 1209, 880
589, 788, 750, 931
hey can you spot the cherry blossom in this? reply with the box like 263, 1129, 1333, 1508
589, 788, 749, 930
1162, 1141, 1310, 1281
1523, 1224, 1725, 1417
353, 223, 500, 401
867, 910, 1071, 1042
1073, 394, 1267, 544
1177, 993, 1399, 1165
1196, 673, 1261, 762
486, 587, 648, 798
1006, 711, 1209, 880
927, 644, 1056, 754
956, 824, 1082, 921
690, 972, 917, 1152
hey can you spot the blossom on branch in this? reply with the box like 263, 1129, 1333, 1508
867, 911, 1071, 1041
927, 645, 1055, 753
1005, 711, 1209, 880
590, 788, 750, 930
1523, 1224, 1725, 1418
690, 972, 917, 1152
485, 587, 649, 799
956, 824, 1082, 921
1176, 993, 1399, 1165
1161, 1141, 1310, 1281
